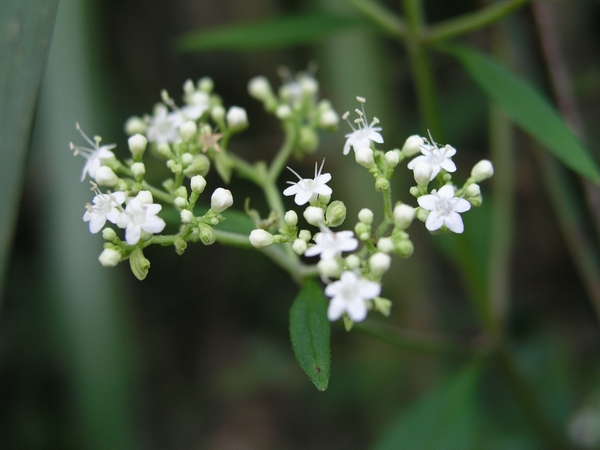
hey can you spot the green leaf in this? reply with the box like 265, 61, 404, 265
175, 11, 365, 53
289, 280, 331, 391
442, 44, 600, 183
0, 0, 59, 297
372, 363, 482, 450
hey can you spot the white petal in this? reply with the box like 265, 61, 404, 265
437, 185, 455, 199
283, 184, 300, 196
358, 280, 381, 299
327, 297, 345, 321
417, 193, 439, 210
440, 160, 457, 173
125, 224, 142, 245
141, 216, 166, 234
369, 130, 384, 144
425, 211, 444, 231
89, 215, 106, 234
294, 190, 313, 206
444, 212, 464, 233
453, 198, 471, 213
346, 299, 368, 322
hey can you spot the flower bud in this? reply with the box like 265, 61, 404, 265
375, 177, 389, 191
354, 222, 370, 241
174, 236, 188, 255
319, 109, 339, 131
210, 105, 225, 124
179, 120, 197, 142
188, 176, 205, 195
299, 229, 312, 242
248, 76, 273, 101
303, 206, 324, 226
300, 76, 318, 96
99, 248, 121, 267
131, 162, 146, 179
226, 106, 248, 131
318, 258, 341, 279
198, 76, 213, 93
284, 210, 298, 226
377, 237, 394, 253
326, 200, 347, 227
299, 127, 318, 153
102, 228, 117, 241
413, 162, 433, 185
394, 239, 414, 258
180, 209, 194, 224
345, 254, 360, 270
94, 166, 119, 187
471, 159, 494, 182
276, 104, 292, 120
465, 183, 481, 197
292, 238, 307, 255
355, 147, 375, 168
198, 223, 216, 245
402, 134, 424, 157
183, 154, 210, 178
128, 134, 148, 160
136, 190, 153, 205
369, 252, 391, 277
181, 153, 194, 166
384, 149, 401, 168
124, 116, 147, 136
358, 208, 374, 225
210, 188, 233, 213
393, 204, 415, 229
174, 196, 188, 209
249, 229, 275, 248
156, 143, 172, 159
373, 297, 392, 317
129, 248, 150, 280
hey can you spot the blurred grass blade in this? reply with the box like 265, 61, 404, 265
443, 44, 600, 183
372, 363, 482, 450
0, 0, 59, 300
289, 280, 331, 391
175, 11, 365, 53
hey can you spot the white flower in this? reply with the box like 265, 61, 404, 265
325, 271, 381, 322
210, 188, 233, 213
180, 91, 209, 121
83, 191, 126, 234
70, 123, 116, 182
283, 160, 332, 206
304, 228, 358, 260
417, 184, 471, 233
342, 97, 383, 155
146, 105, 183, 145
407, 137, 457, 180
116, 192, 166, 245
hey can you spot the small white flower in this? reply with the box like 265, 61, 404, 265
407, 136, 457, 180
146, 105, 183, 145
83, 191, 126, 234
283, 160, 332, 206
342, 97, 383, 155
70, 123, 116, 182
226, 106, 248, 131
116, 192, 166, 245
304, 228, 358, 260
417, 184, 471, 233
180, 91, 209, 121
325, 271, 381, 322
210, 188, 233, 213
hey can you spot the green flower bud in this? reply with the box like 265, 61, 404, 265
180, 210, 194, 224
198, 76, 213, 93
156, 143, 172, 159
317, 258, 341, 279
198, 223, 216, 246
373, 297, 392, 317
292, 238, 307, 255
375, 177, 389, 192
354, 222, 370, 241
284, 210, 298, 226
124, 116, 147, 136
345, 254, 360, 270
180, 121, 197, 142
326, 200, 347, 227
129, 248, 150, 280
102, 228, 117, 241
299, 127, 318, 153
131, 162, 145, 179
183, 154, 211, 178
174, 237, 187, 255
128, 134, 148, 160
358, 208, 374, 225
299, 229, 312, 242
394, 239, 414, 258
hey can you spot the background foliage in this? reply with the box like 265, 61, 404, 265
2, 0, 600, 449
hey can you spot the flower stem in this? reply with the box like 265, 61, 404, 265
342, 0, 408, 40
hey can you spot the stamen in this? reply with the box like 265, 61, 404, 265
318, 158, 326, 177
286, 166, 304, 181
354, 108, 363, 117
356, 96, 366, 103
342, 111, 350, 120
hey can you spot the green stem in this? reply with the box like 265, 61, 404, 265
268, 122, 297, 182
425, 0, 531, 44
342, 0, 408, 40
402, 0, 442, 138
354, 319, 486, 357
227, 152, 263, 185
141, 182, 173, 204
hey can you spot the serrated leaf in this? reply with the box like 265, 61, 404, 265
289, 280, 331, 391
175, 11, 365, 53
443, 45, 600, 183
373, 363, 482, 450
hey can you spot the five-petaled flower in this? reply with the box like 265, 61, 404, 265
70, 123, 116, 182
407, 137, 457, 181
342, 97, 383, 155
417, 184, 471, 233
83, 190, 127, 234
146, 104, 183, 145
283, 160, 332, 206
304, 227, 358, 260
116, 191, 166, 245
325, 271, 381, 322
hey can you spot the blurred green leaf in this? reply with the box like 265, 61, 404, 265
0, 0, 59, 298
443, 45, 600, 183
372, 362, 482, 450
175, 11, 366, 53
289, 280, 331, 391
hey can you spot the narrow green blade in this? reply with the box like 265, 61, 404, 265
443, 44, 600, 183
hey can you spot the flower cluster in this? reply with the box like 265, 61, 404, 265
249, 95, 493, 328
